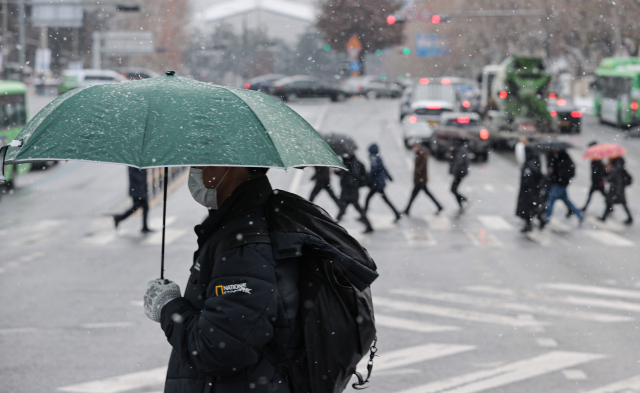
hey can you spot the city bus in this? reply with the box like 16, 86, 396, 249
0, 80, 31, 188
594, 57, 640, 129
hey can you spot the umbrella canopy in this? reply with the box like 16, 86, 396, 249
583, 143, 627, 160
2, 73, 344, 170
323, 132, 357, 157
531, 140, 574, 153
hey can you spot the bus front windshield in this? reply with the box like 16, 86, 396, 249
413, 84, 456, 103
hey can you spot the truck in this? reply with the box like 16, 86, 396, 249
479, 56, 558, 147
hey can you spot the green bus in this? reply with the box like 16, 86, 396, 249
594, 57, 640, 129
0, 80, 31, 188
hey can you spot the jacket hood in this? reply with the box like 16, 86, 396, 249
368, 144, 379, 155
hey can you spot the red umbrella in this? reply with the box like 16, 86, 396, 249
583, 143, 626, 160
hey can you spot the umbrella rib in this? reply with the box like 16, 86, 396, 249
139, 82, 161, 168
218, 86, 286, 168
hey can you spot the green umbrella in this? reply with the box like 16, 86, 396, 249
0, 71, 344, 278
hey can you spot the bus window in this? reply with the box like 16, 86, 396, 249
0, 94, 26, 130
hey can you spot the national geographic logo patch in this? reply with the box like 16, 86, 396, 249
215, 283, 252, 296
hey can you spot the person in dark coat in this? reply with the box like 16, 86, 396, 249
403, 140, 443, 216
601, 157, 633, 224
335, 155, 374, 233
308, 166, 339, 206
143, 167, 301, 393
363, 143, 401, 221
516, 146, 544, 232
544, 150, 583, 225
113, 167, 151, 232
581, 141, 607, 212
449, 138, 471, 214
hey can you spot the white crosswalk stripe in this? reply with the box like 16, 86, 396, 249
393, 351, 605, 393
404, 229, 437, 246
391, 288, 632, 323
57, 367, 167, 393
583, 229, 635, 247
540, 282, 640, 300
375, 314, 460, 333
465, 230, 504, 248
583, 374, 640, 392
375, 296, 547, 327
476, 215, 514, 230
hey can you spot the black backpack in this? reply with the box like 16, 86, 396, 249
623, 169, 633, 186
353, 158, 369, 188
215, 190, 378, 393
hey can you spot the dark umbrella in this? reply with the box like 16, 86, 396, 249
531, 140, 574, 153
323, 133, 358, 157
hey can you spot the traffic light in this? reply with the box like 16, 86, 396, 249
386, 15, 397, 25
431, 14, 450, 24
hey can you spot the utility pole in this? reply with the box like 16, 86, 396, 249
18, 0, 25, 77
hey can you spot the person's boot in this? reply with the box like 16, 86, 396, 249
402, 209, 410, 218
565, 210, 574, 218
363, 225, 374, 234
435, 207, 443, 215
141, 226, 154, 233
520, 220, 533, 233
113, 216, 120, 229
625, 218, 633, 225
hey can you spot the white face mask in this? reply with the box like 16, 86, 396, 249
188, 168, 230, 210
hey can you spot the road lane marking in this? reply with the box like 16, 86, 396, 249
424, 214, 452, 231
583, 374, 640, 392
391, 288, 632, 323
466, 285, 640, 314
57, 367, 167, 393
483, 184, 495, 192
563, 369, 587, 380
80, 322, 134, 329
83, 231, 117, 245
525, 229, 569, 247
374, 297, 547, 327
476, 215, 514, 230
393, 351, 605, 393
375, 314, 460, 333
536, 338, 559, 347
583, 229, 634, 247
540, 282, 640, 300
585, 216, 627, 232
357, 343, 475, 375
141, 228, 187, 246
368, 213, 399, 230
0, 327, 38, 334
465, 230, 504, 248
403, 229, 437, 246
148, 216, 177, 229
546, 218, 573, 233
31, 219, 64, 231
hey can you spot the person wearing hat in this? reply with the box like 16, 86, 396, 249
402, 139, 443, 216
364, 143, 401, 221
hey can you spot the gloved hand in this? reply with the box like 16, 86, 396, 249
144, 279, 181, 322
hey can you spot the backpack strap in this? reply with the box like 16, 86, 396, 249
213, 227, 271, 263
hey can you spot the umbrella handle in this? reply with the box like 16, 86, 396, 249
160, 167, 168, 280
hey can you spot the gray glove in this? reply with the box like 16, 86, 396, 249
144, 279, 181, 322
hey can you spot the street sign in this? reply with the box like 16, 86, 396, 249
405, 8, 418, 21
35, 48, 51, 74
101, 32, 154, 55
418, 7, 433, 21
349, 61, 361, 72
346, 34, 362, 61
31, 0, 83, 28
415, 34, 446, 57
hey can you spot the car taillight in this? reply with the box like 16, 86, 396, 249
243, 82, 251, 89
631, 101, 638, 111
479, 129, 489, 140
499, 90, 508, 99
441, 78, 451, 85
275, 85, 284, 90
550, 110, 557, 117
408, 116, 418, 123
462, 100, 471, 108
549, 93, 557, 99
557, 99, 567, 106
570, 111, 582, 118
426, 105, 441, 110
457, 117, 470, 123
419, 78, 429, 85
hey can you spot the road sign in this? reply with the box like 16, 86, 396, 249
349, 61, 361, 72
415, 34, 446, 57
101, 32, 154, 55
418, 7, 433, 21
346, 34, 362, 61
31, 0, 83, 28
405, 8, 418, 21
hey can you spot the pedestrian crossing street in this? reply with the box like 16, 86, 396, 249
5, 210, 635, 251
55, 280, 640, 393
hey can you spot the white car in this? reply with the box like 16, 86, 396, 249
401, 100, 454, 148
59, 69, 127, 94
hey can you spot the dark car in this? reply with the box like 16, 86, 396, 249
269, 76, 347, 102
115, 68, 159, 80
242, 74, 286, 92
362, 80, 403, 99
429, 112, 491, 162
547, 94, 582, 134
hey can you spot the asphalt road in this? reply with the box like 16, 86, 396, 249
2, 92, 640, 393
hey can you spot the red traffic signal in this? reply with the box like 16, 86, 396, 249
431, 14, 441, 24
386, 15, 396, 25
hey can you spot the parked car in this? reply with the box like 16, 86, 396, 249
269, 76, 347, 102
58, 69, 126, 94
342, 76, 376, 96
401, 99, 454, 147
363, 80, 403, 99
547, 94, 582, 134
243, 74, 286, 92
399, 86, 413, 121
116, 68, 159, 80
429, 112, 491, 162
